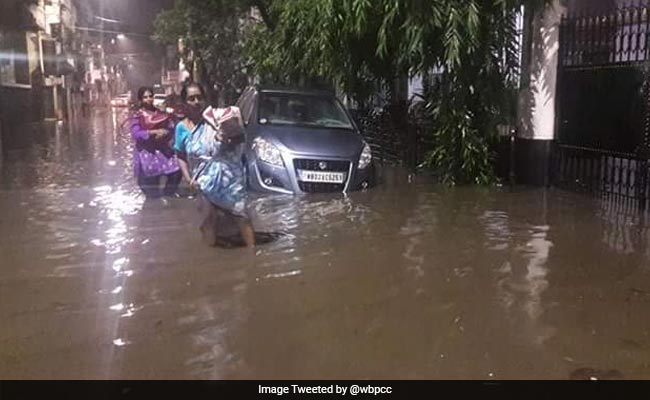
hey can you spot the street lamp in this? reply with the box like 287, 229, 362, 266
95, 16, 122, 24
116, 34, 126, 40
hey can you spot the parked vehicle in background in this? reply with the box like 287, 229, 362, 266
110, 93, 131, 108
235, 86, 375, 194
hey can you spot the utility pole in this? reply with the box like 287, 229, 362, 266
99, 0, 105, 105
100, 0, 104, 69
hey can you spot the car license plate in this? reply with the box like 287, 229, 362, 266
298, 170, 346, 183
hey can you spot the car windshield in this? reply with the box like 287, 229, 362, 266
258, 93, 353, 129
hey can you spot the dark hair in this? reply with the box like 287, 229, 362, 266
137, 86, 154, 101
171, 103, 189, 119
180, 82, 206, 103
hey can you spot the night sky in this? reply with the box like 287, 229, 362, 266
76, 0, 176, 91
76, 0, 175, 35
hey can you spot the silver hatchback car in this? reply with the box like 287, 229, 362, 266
235, 86, 375, 194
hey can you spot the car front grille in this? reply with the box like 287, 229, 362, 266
293, 159, 350, 172
293, 158, 350, 193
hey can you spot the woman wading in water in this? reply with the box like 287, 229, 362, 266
129, 86, 181, 198
173, 82, 255, 247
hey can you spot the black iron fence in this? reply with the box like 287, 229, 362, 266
553, 144, 650, 208
561, 2, 650, 69
350, 103, 434, 169
555, 2, 650, 210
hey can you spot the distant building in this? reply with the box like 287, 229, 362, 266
0, 0, 83, 136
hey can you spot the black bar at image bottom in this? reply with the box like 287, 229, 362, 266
0, 380, 643, 400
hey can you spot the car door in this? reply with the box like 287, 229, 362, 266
236, 88, 259, 143
235, 88, 257, 184
237, 88, 256, 127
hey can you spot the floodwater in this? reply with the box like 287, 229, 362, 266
1, 109, 650, 379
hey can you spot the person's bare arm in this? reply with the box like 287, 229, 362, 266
150, 128, 169, 138
176, 152, 198, 189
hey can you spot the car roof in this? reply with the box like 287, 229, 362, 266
253, 85, 336, 97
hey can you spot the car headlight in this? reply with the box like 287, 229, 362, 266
358, 142, 372, 169
252, 137, 283, 167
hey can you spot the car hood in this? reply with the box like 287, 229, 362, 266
257, 125, 364, 158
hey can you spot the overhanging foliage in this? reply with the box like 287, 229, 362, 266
246, 0, 552, 184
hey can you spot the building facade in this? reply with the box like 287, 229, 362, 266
0, 0, 86, 149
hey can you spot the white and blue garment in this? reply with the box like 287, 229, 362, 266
186, 121, 247, 217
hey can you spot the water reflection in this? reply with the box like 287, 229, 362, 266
598, 199, 650, 256
481, 192, 555, 346
2, 110, 650, 378
512, 224, 553, 344
399, 193, 439, 281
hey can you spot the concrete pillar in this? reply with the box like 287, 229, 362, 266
53, 84, 60, 119
516, 0, 566, 186
65, 72, 72, 121
0, 113, 3, 168
0, 86, 3, 166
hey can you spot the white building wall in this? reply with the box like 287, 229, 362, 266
518, 0, 566, 140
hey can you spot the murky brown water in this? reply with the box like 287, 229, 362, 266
1, 109, 650, 379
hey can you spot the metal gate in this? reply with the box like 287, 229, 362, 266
554, 2, 650, 210
351, 102, 433, 169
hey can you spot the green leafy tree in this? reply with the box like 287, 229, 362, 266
153, 0, 253, 104
245, 0, 550, 184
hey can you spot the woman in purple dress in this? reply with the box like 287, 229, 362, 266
129, 87, 181, 198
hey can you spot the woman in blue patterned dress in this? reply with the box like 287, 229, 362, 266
174, 82, 255, 247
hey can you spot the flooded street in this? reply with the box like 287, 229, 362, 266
1, 109, 650, 379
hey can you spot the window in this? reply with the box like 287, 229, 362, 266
258, 93, 353, 129
0, 31, 31, 86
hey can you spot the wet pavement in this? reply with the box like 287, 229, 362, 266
1, 108, 650, 379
